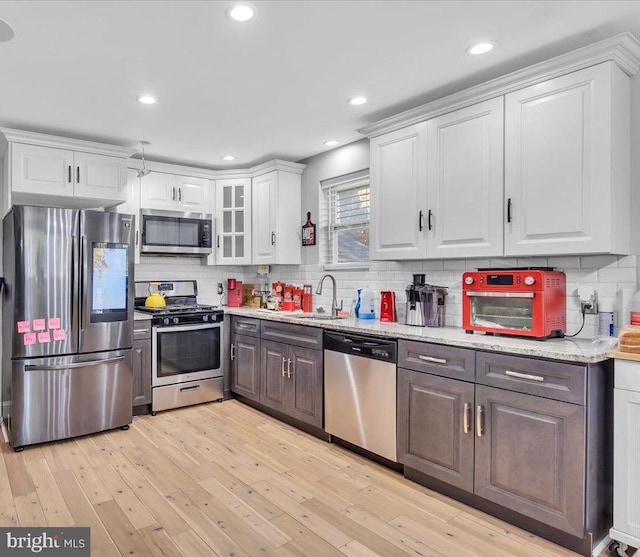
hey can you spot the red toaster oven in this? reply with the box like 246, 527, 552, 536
462, 268, 566, 339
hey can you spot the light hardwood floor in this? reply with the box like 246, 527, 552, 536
0, 400, 594, 556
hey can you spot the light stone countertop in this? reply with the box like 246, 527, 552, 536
224, 306, 617, 364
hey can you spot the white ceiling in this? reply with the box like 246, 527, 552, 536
1, 0, 639, 169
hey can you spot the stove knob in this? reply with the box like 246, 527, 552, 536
163, 317, 170, 325
173, 317, 179, 324
202, 314, 209, 322
464, 276, 474, 285
524, 275, 536, 286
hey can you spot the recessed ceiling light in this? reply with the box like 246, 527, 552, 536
466, 42, 495, 55
0, 18, 15, 42
137, 94, 157, 105
348, 96, 367, 106
222, 155, 236, 161
324, 140, 339, 147
227, 3, 256, 22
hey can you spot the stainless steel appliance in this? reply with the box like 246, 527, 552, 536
420, 284, 448, 327
140, 209, 213, 256
2, 206, 135, 450
324, 331, 397, 462
134, 280, 224, 413
405, 274, 425, 326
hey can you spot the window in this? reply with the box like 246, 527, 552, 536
320, 170, 370, 268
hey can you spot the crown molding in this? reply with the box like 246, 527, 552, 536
0, 127, 137, 158
359, 32, 640, 138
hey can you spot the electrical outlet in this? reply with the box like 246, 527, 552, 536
581, 292, 598, 314
217, 283, 224, 295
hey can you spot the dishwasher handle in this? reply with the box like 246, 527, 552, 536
324, 331, 396, 363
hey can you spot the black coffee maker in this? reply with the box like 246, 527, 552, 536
405, 274, 426, 326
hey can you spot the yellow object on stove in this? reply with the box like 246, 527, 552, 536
144, 291, 166, 308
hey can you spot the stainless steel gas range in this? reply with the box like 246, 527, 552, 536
135, 280, 224, 413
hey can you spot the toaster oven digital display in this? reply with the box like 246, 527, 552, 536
487, 274, 513, 286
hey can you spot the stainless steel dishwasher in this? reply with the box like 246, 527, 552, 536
324, 331, 397, 462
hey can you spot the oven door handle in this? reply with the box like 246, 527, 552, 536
465, 291, 535, 298
153, 322, 221, 334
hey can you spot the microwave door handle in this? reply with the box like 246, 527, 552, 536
465, 291, 535, 298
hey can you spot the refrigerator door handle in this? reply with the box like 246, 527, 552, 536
25, 355, 125, 371
80, 235, 88, 331
71, 233, 80, 336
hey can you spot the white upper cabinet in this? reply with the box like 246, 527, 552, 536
11, 144, 74, 197
426, 97, 504, 259
139, 172, 211, 213
370, 122, 428, 260
175, 175, 209, 211
363, 35, 638, 261
216, 177, 252, 265
252, 164, 303, 265
2, 129, 134, 211
504, 62, 630, 256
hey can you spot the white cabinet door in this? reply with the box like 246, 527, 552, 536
505, 62, 630, 256
613, 386, 640, 541
139, 172, 177, 211
11, 143, 74, 197
74, 152, 126, 202
252, 170, 301, 265
175, 175, 211, 212
370, 122, 427, 260
216, 178, 252, 265
426, 97, 504, 259
252, 170, 277, 264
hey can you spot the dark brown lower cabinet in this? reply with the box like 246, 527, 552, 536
261, 339, 323, 428
397, 340, 611, 555
132, 323, 152, 410
474, 385, 586, 537
230, 333, 261, 402
397, 368, 474, 491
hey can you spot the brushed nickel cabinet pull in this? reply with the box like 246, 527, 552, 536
418, 355, 447, 365
287, 357, 292, 378
505, 370, 545, 382
281, 357, 286, 377
230, 343, 235, 361
476, 405, 484, 437
463, 402, 471, 434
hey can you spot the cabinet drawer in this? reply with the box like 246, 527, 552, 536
232, 316, 261, 337
260, 320, 323, 350
133, 323, 152, 341
398, 340, 475, 382
476, 351, 586, 405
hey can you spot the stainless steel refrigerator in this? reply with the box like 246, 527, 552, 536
2, 205, 135, 450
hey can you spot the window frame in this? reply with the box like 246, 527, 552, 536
320, 169, 370, 271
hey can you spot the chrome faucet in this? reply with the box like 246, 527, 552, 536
316, 274, 342, 317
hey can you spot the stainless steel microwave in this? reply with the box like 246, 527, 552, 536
140, 209, 213, 256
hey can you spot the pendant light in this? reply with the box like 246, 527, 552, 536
137, 140, 151, 178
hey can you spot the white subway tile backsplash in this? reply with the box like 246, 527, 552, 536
135, 253, 637, 340
597, 267, 637, 283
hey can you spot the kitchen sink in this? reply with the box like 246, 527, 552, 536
254, 309, 345, 320
289, 313, 346, 320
